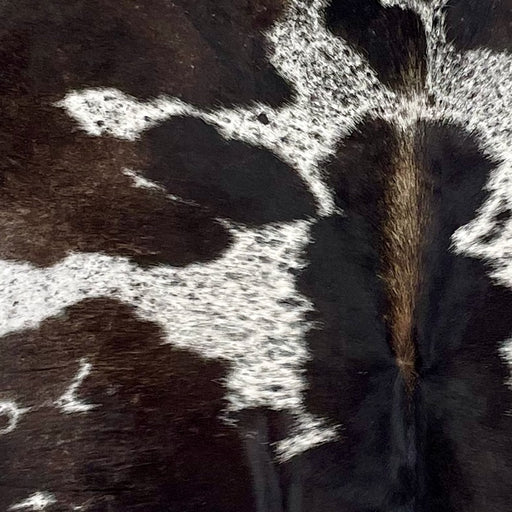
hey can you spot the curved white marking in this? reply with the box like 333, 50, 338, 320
0, 400, 28, 435
0, 220, 337, 455
55, 358, 97, 414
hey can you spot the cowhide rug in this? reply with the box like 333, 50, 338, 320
1, 0, 512, 510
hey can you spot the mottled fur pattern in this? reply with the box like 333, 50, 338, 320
1, 0, 512, 511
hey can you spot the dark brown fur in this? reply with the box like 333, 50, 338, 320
381, 127, 429, 392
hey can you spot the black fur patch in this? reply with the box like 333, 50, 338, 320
414, 122, 512, 511
444, 0, 512, 52
324, 0, 427, 91
143, 117, 316, 225
292, 119, 413, 510
2, 1, 512, 509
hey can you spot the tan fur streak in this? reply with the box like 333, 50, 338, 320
381, 128, 427, 393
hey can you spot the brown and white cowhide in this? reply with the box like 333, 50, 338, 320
1, 0, 512, 510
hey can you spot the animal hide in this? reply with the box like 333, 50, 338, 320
0, 0, 511, 510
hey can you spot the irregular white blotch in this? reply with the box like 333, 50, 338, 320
56, 0, 512, 222
0, 400, 28, 434
55, 358, 97, 414
0, 221, 329, 436
275, 411, 339, 462
9, 492, 56, 511
57, 0, 512, 223
55, 89, 197, 139
58, 86, 344, 216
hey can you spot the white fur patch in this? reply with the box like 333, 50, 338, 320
9, 492, 56, 511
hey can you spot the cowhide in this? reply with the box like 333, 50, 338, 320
1, 0, 512, 511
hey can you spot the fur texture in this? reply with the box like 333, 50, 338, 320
1, 0, 512, 510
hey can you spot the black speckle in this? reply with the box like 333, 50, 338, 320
257, 112, 270, 125
495, 208, 511, 224
478, 227, 501, 244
